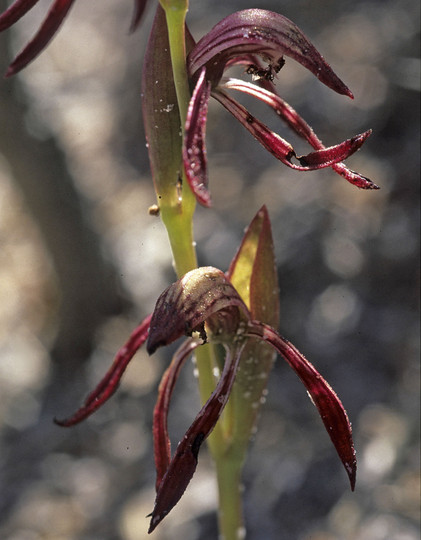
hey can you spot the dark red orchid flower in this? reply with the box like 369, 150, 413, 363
55, 206, 356, 533
183, 9, 377, 206
0, 0, 148, 76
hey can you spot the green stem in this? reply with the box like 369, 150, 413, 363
161, 4, 244, 538
215, 454, 245, 540
159, 2, 198, 277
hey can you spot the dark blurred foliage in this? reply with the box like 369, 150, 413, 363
0, 1, 419, 539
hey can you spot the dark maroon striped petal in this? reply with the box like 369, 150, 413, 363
297, 130, 372, 169
153, 338, 202, 490
54, 314, 152, 426
183, 67, 212, 206
5, 0, 76, 77
246, 322, 357, 490
213, 89, 371, 173
0, 0, 39, 31
222, 78, 379, 190
188, 9, 352, 97
148, 342, 245, 533
147, 267, 249, 354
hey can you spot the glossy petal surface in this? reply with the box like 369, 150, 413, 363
183, 67, 212, 206
55, 314, 152, 426
188, 9, 352, 97
148, 342, 245, 533
246, 322, 357, 490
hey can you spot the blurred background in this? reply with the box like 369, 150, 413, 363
0, 0, 419, 538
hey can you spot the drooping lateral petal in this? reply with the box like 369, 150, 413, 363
297, 130, 371, 169
5, 0, 77, 77
54, 314, 152, 426
246, 321, 357, 490
222, 78, 379, 189
214, 88, 369, 173
147, 267, 249, 354
148, 341, 246, 533
188, 9, 352, 97
183, 67, 212, 207
0, 0, 39, 31
153, 337, 202, 490
129, 0, 148, 32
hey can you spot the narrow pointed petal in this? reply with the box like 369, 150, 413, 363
153, 338, 202, 490
148, 342, 245, 533
222, 78, 379, 189
213, 88, 370, 174
129, 0, 148, 32
54, 314, 152, 426
188, 9, 352, 97
183, 67, 212, 206
0, 0, 39, 31
246, 322, 356, 490
297, 130, 372, 169
147, 267, 249, 354
5, 0, 76, 77
213, 88, 295, 164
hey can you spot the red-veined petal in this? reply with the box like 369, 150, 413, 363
188, 9, 352, 97
183, 67, 212, 206
148, 341, 245, 533
213, 88, 370, 172
246, 321, 357, 490
222, 78, 379, 189
54, 314, 152, 426
153, 337, 202, 490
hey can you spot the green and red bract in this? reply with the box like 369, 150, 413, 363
0, 0, 148, 76
54, 206, 356, 534
183, 9, 377, 206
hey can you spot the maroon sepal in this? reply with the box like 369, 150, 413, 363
183, 67, 212, 207
222, 78, 378, 189
214, 89, 370, 173
246, 322, 357, 490
0, 0, 39, 31
188, 9, 353, 97
148, 342, 245, 533
5, 0, 76, 77
54, 314, 152, 426
152, 338, 202, 490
